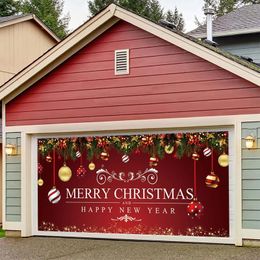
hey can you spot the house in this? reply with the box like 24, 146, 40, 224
0, 14, 59, 227
0, 14, 60, 85
0, 4, 259, 246
189, 4, 260, 63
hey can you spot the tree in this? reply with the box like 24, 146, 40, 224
203, 0, 260, 17
87, 0, 164, 22
165, 7, 185, 32
19, 0, 70, 39
88, 0, 116, 16
0, 0, 19, 16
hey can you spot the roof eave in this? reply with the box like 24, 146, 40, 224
190, 27, 260, 38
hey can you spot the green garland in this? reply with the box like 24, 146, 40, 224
38, 132, 228, 162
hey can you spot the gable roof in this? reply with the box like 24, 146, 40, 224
0, 14, 60, 42
189, 4, 260, 38
0, 4, 259, 102
0, 14, 27, 23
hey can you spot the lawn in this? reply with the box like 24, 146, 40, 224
0, 227, 5, 238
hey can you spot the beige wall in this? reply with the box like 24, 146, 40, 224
0, 146, 2, 225
0, 20, 57, 85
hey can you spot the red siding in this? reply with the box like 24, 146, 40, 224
6, 21, 260, 126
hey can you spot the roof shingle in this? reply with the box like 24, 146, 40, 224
189, 4, 260, 37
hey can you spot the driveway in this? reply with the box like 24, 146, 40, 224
1, 237, 260, 259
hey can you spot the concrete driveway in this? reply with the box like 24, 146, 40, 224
1, 237, 260, 259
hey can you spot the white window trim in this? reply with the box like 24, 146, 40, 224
115, 49, 129, 75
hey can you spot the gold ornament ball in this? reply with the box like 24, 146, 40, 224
218, 153, 229, 167
164, 145, 174, 154
58, 163, 72, 182
89, 162, 95, 171
38, 178, 44, 186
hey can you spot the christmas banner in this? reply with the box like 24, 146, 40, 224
38, 132, 229, 237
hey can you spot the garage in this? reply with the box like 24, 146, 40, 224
1, 4, 259, 245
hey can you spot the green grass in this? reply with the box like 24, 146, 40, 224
0, 227, 5, 238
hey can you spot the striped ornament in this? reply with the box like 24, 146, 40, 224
203, 147, 212, 157
48, 187, 61, 204
76, 151, 81, 158
122, 155, 130, 163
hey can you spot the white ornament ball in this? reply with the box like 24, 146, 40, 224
76, 151, 81, 158
122, 154, 130, 163
203, 147, 212, 157
48, 187, 61, 204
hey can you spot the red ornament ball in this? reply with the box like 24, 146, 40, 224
77, 165, 87, 177
203, 147, 212, 157
187, 199, 204, 218
48, 187, 61, 204
205, 172, 220, 188
149, 156, 158, 167
192, 152, 200, 160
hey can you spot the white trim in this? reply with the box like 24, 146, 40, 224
30, 125, 235, 244
31, 14, 60, 42
1, 102, 6, 227
0, 15, 33, 28
114, 49, 129, 75
34, 231, 235, 244
21, 133, 32, 237
191, 27, 260, 39
3, 221, 21, 230
31, 137, 38, 238
0, 4, 259, 102
242, 229, 260, 239
5, 115, 236, 134
6, 113, 260, 134
234, 120, 243, 246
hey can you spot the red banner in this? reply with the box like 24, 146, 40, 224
38, 133, 229, 237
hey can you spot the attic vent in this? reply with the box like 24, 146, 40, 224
115, 49, 129, 75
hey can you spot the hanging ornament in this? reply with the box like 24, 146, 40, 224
100, 151, 109, 161
141, 136, 148, 144
218, 153, 229, 167
164, 145, 174, 154
48, 187, 61, 204
122, 154, 130, 163
88, 162, 95, 171
38, 163, 43, 174
76, 151, 81, 158
205, 171, 220, 188
149, 156, 158, 167
76, 165, 87, 177
46, 154, 52, 163
187, 198, 204, 218
203, 147, 212, 157
38, 178, 44, 186
192, 152, 200, 160
58, 163, 72, 182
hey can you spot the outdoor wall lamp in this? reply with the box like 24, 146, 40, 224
245, 135, 255, 149
5, 144, 17, 156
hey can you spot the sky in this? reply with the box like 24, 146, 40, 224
63, 0, 205, 33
